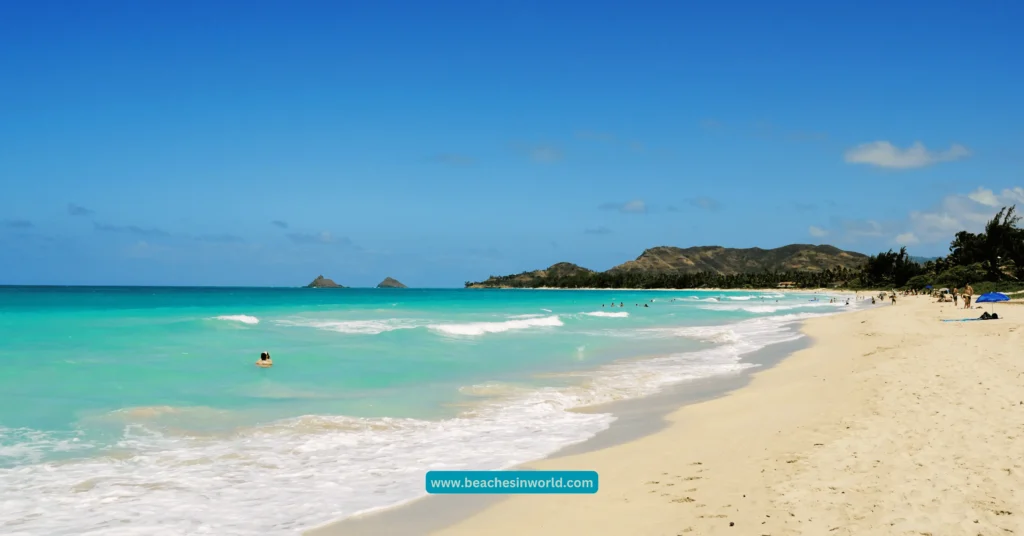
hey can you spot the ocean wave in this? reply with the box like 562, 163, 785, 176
428, 315, 563, 336
274, 318, 418, 335
581, 311, 629, 318
0, 395, 612, 535
698, 301, 848, 314
507, 313, 547, 319
212, 315, 259, 325
0, 304, 857, 535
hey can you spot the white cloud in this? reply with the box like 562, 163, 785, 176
621, 200, 646, 213
844, 141, 971, 169
1002, 187, 1024, 204
900, 186, 1022, 244
599, 200, 647, 214
808, 225, 829, 237
967, 187, 1000, 207
894, 232, 919, 245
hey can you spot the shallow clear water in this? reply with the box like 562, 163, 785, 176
0, 286, 858, 535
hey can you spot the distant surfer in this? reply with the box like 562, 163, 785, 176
257, 351, 273, 368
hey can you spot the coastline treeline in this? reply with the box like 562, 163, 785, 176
862, 205, 1023, 292
466, 205, 1023, 292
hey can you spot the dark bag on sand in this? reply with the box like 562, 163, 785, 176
979, 312, 1000, 320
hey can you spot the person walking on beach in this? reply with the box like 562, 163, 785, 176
964, 283, 974, 309
952, 287, 958, 306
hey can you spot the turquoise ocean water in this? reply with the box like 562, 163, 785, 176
0, 286, 858, 535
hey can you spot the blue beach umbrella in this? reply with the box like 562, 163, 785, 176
975, 292, 1010, 313
925, 285, 933, 289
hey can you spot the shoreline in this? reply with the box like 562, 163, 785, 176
469, 287, 862, 293
307, 326, 820, 535
313, 296, 1024, 535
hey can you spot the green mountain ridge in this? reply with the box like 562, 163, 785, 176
467, 244, 868, 288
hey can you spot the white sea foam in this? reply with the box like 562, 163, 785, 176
0, 307, 854, 535
428, 315, 563, 336
581, 311, 629, 318
212, 315, 259, 325
698, 301, 848, 314
507, 313, 547, 319
274, 318, 419, 335
0, 428, 92, 465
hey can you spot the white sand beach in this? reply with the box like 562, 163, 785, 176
316, 294, 1024, 535
430, 295, 1024, 535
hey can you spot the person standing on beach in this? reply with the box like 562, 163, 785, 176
964, 284, 974, 309
952, 287, 958, 306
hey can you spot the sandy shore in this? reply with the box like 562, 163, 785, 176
422, 295, 1024, 535
315, 294, 1022, 535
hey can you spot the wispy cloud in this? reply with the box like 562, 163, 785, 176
823, 188, 1017, 247
599, 200, 647, 214
841, 219, 886, 238
894, 232, 919, 245
67, 203, 94, 217
686, 197, 722, 211
809, 226, 829, 238
286, 231, 352, 246
271, 220, 289, 229
899, 186, 1024, 243
844, 141, 971, 169
93, 222, 169, 237
2, 219, 33, 229
584, 226, 612, 235
430, 153, 475, 166
528, 145, 563, 163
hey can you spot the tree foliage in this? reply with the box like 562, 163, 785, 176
858, 247, 922, 288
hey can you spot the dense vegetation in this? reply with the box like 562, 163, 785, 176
466, 206, 1023, 291
864, 206, 1024, 292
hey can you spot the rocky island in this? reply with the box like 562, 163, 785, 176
376, 277, 408, 288
306, 275, 345, 288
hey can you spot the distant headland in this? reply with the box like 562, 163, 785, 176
465, 244, 869, 289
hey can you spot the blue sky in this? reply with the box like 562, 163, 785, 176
2, 1, 1022, 287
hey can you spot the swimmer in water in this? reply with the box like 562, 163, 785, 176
256, 351, 273, 368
